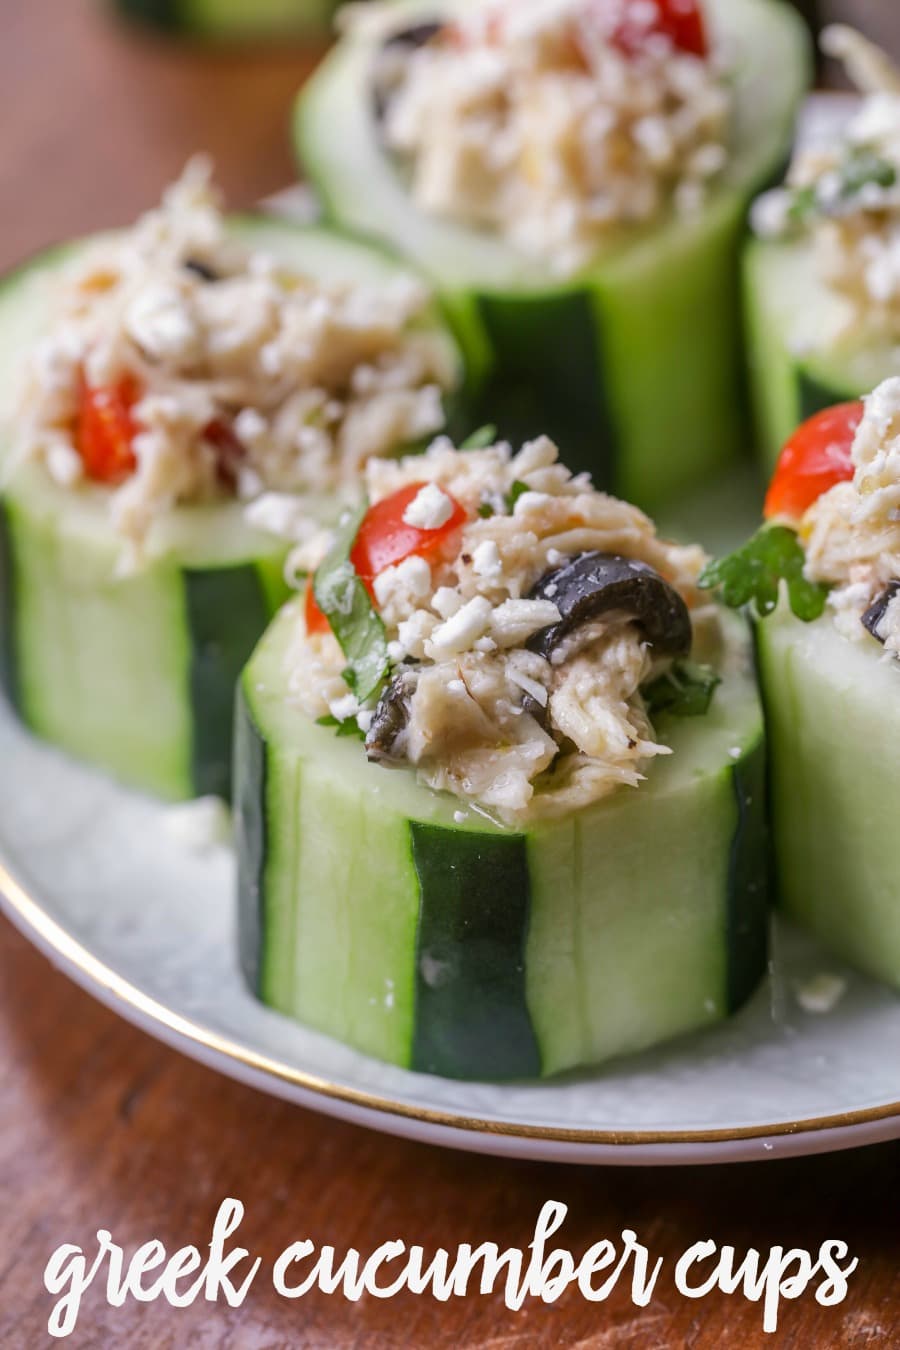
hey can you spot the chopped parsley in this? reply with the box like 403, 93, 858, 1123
699, 525, 829, 622
316, 714, 366, 741
505, 480, 530, 512
642, 660, 721, 718
460, 424, 497, 450
787, 145, 897, 228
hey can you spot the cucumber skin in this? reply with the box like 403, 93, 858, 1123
727, 736, 770, 1012
235, 689, 268, 996
0, 499, 287, 800
473, 290, 616, 487
409, 822, 541, 1080
185, 565, 282, 800
235, 669, 770, 1081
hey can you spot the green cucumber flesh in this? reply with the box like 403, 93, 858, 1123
744, 236, 900, 469
236, 603, 768, 1080
296, 0, 811, 504
0, 217, 461, 799
756, 602, 900, 987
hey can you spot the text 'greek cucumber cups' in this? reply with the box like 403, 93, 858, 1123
747, 27, 900, 466
296, 0, 810, 508
703, 386, 900, 988
0, 160, 463, 801
236, 433, 769, 1082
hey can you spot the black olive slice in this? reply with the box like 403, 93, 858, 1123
862, 580, 900, 644
184, 258, 220, 282
365, 668, 420, 762
526, 553, 692, 661
372, 21, 444, 124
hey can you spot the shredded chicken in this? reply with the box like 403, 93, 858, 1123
803, 376, 900, 647
286, 434, 723, 823
753, 28, 900, 341
14, 158, 453, 560
369, 0, 731, 277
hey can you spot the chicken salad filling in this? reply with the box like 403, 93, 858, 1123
284, 433, 725, 824
11, 158, 455, 561
753, 26, 900, 343
802, 377, 900, 653
364, 0, 732, 277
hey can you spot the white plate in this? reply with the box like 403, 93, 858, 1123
5, 96, 900, 1165
2, 461, 900, 1167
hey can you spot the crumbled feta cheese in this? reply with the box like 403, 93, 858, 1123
373, 554, 432, 610
402, 482, 455, 530
432, 586, 463, 619
126, 285, 201, 363
472, 539, 502, 577
329, 692, 360, 723
426, 596, 494, 658
490, 598, 561, 648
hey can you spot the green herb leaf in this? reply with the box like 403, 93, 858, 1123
460, 424, 497, 450
316, 714, 366, 741
642, 660, 721, 718
786, 183, 817, 227
699, 525, 829, 622
477, 500, 495, 519
313, 505, 390, 702
840, 147, 896, 198
505, 480, 530, 512
787, 147, 897, 229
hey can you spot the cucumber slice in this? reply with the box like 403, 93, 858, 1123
756, 603, 900, 988
744, 236, 900, 469
295, 0, 811, 506
0, 218, 463, 800
115, 0, 337, 38
236, 604, 768, 1080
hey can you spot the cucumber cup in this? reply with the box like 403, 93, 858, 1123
295, 0, 810, 507
703, 390, 900, 988
745, 28, 900, 467
0, 213, 463, 801
235, 436, 769, 1081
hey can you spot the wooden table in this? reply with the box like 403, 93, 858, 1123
1, 3, 898, 1345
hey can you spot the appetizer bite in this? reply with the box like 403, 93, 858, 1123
702, 383, 900, 987
0, 160, 462, 800
747, 27, 900, 464
296, 0, 810, 505
236, 433, 769, 1081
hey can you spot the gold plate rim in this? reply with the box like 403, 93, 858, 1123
3, 854, 900, 1148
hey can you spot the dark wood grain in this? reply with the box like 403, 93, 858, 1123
1, 3, 899, 1346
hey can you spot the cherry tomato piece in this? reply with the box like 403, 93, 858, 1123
350, 482, 467, 584
305, 579, 331, 636
764, 401, 863, 523
76, 376, 140, 484
610, 0, 708, 58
